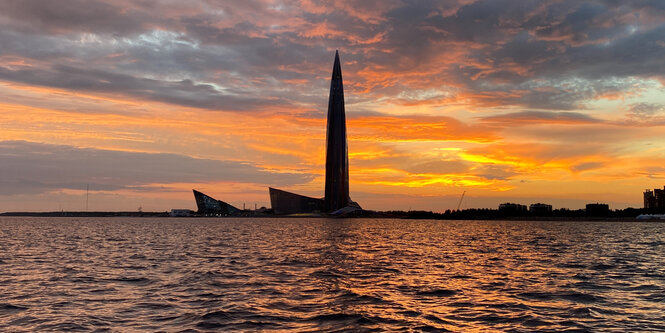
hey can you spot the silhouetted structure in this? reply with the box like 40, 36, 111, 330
529, 203, 552, 214
270, 51, 361, 214
644, 189, 655, 209
269, 187, 323, 215
170, 209, 193, 217
325, 51, 351, 212
653, 188, 664, 209
586, 203, 610, 216
498, 203, 527, 213
193, 190, 240, 216
644, 186, 665, 211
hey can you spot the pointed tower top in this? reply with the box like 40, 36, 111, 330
332, 50, 342, 81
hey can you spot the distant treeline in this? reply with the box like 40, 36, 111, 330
2, 207, 661, 220
0, 211, 169, 217
382, 207, 660, 220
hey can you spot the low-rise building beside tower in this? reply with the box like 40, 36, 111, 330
644, 186, 665, 211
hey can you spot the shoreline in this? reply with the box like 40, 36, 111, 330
1, 211, 662, 222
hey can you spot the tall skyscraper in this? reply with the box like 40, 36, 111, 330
267, 50, 361, 214
324, 50, 350, 212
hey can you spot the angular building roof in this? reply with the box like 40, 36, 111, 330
193, 189, 240, 216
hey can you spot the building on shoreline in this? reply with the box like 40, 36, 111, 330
498, 203, 527, 214
529, 203, 553, 214
644, 186, 665, 210
269, 51, 361, 215
170, 209, 193, 217
269, 187, 323, 215
192, 190, 240, 216
586, 203, 610, 216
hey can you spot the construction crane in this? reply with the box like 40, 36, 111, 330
456, 191, 466, 211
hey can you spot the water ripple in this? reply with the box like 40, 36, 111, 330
1, 217, 664, 331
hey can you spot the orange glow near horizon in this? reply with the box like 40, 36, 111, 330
1, 79, 664, 211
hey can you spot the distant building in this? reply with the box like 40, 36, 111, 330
192, 190, 240, 216
269, 51, 361, 215
586, 203, 610, 216
269, 187, 323, 215
657, 188, 665, 209
170, 209, 193, 217
529, 203, 552, 214
498, 203, 527, 213
644, 186, 665, 211
644, 189, 655, 209
255, 206, 270, 214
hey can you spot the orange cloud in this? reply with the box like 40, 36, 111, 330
348, 115, 498, 143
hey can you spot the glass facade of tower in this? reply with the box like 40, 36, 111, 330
270, 51, 361, 214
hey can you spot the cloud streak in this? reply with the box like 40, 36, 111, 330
0, 141, 314, 196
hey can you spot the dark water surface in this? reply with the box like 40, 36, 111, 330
1, 217, 664, 332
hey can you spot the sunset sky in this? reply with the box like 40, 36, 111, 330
1, 0, 665, 212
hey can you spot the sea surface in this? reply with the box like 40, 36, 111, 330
0, 217, 664, 332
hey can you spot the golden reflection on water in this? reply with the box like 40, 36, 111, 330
0, 217, 664, 331
292, 219, 665, 331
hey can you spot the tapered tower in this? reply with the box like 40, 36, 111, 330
324, 50, 350, 212
268, 50, 360, 215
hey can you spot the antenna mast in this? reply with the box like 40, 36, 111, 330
456, 191, 466, 211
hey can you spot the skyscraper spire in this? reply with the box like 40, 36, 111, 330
268, 50, 360, 215
324, 50, 350, 212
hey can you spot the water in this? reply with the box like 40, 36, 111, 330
1, 217, 664, 332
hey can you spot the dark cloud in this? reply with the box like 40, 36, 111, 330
0, 0, 664, 112
624, 102, 665, 125
0, 141, 313, 195
571, 162, 605, 172
530, 2, 630, 45
471, 164, 518, 180
627, 102, 665, 117
480, 110, 603, 124
381, 0, 665, 109
0, 65, 291, 111
0, 0, 153, 35
636, 166, 665, 179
